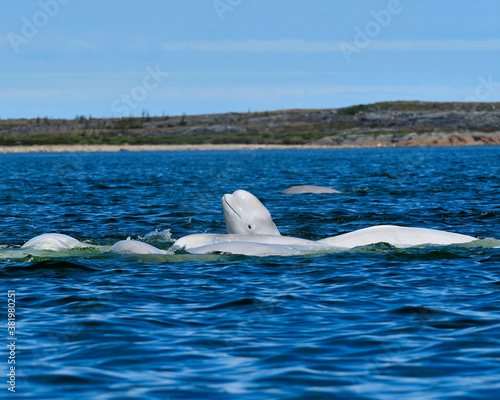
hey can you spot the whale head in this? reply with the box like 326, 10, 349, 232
222, 190, 281, 235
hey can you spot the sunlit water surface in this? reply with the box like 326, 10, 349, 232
1, 147, 500, 399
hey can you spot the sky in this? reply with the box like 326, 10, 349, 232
1, 0, 499, 119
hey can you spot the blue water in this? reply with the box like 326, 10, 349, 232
1, 147, 500, 400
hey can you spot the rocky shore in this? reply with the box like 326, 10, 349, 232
0, 144, 319, 154
1, 101, 499, 150
312, 129, 500, 147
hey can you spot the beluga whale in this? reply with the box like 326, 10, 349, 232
317, 225, 476, 248
20, 190, 482, 257
109, 238, 169, 255
21, 233, 92, 251
174, 190, 342, 255
223, 190, 281, 235
174, 189, 479, 255
282, 185, 341, 194
21, 233, 167, 255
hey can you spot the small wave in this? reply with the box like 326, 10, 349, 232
194, 297, 260, 311
430, 318, 499, 330
0, 260, 101, 278
482, 255, 500, 263
139, 229, 173, 243
17, 260, 100, 271
392, 305, 448, 316
462, 238, 500, 248
349, 242, 398, 253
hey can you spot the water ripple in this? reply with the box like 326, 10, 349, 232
1, 148, 500, 399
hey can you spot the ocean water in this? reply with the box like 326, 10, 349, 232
1, 147, 500, 400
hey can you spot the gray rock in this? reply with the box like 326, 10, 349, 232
312, 136, 344, 146
400, 132, 420, 141
376, 134, 396, 143
174, 125, 248, 135
343, 134, 374, 144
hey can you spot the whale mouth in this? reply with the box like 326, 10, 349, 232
223, 195, 241, 220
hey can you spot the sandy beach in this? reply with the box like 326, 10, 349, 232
0, 143, 335, 154
2, 133, 500, 154
0, 139, 497, 154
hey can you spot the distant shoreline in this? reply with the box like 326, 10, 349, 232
0, 141, 497, 154
0, 144, 328, 154
2, 102, 499, 150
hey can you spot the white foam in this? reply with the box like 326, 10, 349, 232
139, 229, 173, 243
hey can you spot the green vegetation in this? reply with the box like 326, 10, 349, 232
0, 130, 331, 146
337, 103, 372, 115
1, 101, 498, 147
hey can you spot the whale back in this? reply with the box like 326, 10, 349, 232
222, 190, 281, 235
109, 239, 166, 255
318, 225, 476, 248
282, 185, 341, 194
21, 233, 88, 251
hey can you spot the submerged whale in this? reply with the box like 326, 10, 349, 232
282, 185, 341, 194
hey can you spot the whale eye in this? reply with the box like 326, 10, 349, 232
248, 224, 252, 230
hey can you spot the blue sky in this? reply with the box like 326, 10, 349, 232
1, 0, 499, 119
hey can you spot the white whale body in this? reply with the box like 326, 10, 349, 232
174, 235, 346, 256
174, 233, 324, 249
282, 185, 341, 194
21, 233, 91, 251
176, 189, 478, 255
175, 190, 325, 256
173, 233, 335, 254
21, 234, 167, 255
317, 225, 476, 248
174, 189, 324, 256
20, 190, 481, 257
109, 239, 168, 255
186, 241, 300, 256
176, 225, 477, 255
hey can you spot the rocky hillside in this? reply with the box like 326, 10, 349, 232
1, 101, 499, 147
